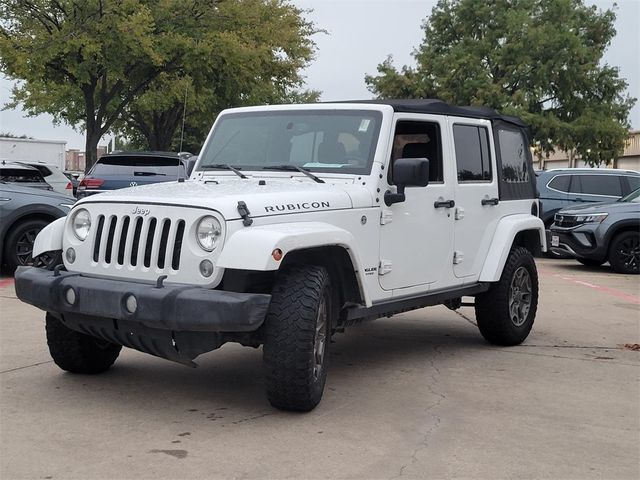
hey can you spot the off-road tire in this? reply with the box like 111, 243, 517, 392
4, 219, 50, 272
576, 257, 605, 267
608, 231, 640, 274
475, 247, 538, 346
45, 313, 121, 374
263, 265, 332, 412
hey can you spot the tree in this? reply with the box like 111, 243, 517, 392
119, 0, 319, 153
365, 0, 636, 166
0, 1, 318, 169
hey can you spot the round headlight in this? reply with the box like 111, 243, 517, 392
196, 216, 221, 252
71, 208, 91, 241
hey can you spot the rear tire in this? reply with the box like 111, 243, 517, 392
475, 247, 539, 346
263, 265, 332, 412
576, 258, 605, 267
608, 231, 640, 274
46, 313, 121, 374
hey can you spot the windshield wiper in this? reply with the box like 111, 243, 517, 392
263, 165, 325, 183
134, 171, 166, 176
201, 164, 248, 179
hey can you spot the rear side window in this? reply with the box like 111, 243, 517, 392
497, 129, 529, 183
453, 124, 492, 181
548, 175, 571, 192
626, 176, 640, 193
91, 157, 183, 177
0, 168, 46, 183
578, 175, 622, 197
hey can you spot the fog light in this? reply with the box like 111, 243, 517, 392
65, 247, 76, 263
124, 294, 137, 314
65, 287, 76, 305
199, 259, 214, 278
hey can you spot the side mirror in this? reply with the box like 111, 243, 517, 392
384, 158, 430, 206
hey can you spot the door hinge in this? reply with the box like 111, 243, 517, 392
380, 210, 393, 225
455, 207, 465, 220
453, 251, 464, 264
379, 259, 393, 275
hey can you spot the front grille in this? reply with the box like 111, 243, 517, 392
92, 214, 186, 270
553, 214, 579, 229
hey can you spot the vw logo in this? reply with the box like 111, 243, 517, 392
129, 181, 138, 187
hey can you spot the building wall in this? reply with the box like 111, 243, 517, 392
65, 145, 108, 173
533, 131, 640, 172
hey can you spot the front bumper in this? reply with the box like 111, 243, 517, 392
549, 225, 606, 261
14, 267, 271, 333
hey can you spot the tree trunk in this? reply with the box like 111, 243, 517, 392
84, 132, 101, 172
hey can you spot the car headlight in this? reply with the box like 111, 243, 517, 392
71, 208, 91, 241
196, 216, 222, 252
575, 213, 608, 224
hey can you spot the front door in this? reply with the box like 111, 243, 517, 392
378, 115, 456, 292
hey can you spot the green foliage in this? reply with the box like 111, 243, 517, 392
365, 0, 635, 166
0, 0, 319, 167
121, 0, 320, 153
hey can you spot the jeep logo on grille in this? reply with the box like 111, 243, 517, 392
131, 206, 150, 216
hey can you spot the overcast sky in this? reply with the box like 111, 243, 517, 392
0, 0, 638, 150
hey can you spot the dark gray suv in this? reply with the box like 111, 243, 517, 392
550, 188, 640, 274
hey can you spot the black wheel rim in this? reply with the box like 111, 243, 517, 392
15, 228, 41, 266
617, 236, 640, 273
509, 266, 532, 327
312, 295, 328, 380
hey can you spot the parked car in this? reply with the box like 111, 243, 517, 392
536, 168, 639, 257
22, 162, 74, 195
77, 151, 196, 198
0, 182, 74, 271
0, 161, 52, 190
15, 99, 545, 412
64, 171, 82, 196
550, 188, 640, 274
537, 168, 639, 226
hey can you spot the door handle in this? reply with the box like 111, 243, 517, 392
434, 199, 455, 208
481, 197, 499, 206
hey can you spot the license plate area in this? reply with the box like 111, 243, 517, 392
551, 235, 560, 247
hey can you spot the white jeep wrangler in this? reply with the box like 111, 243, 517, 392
15, 100, 545, 411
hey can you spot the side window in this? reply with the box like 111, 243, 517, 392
579, 175, 622, 197
453, 124, 492, 181
497, 129, 529, 182
627, 176, 640, 193
390, 121, 443, 183
548, 175, 571, 192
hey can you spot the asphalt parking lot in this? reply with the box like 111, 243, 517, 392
1, 258, 638, 480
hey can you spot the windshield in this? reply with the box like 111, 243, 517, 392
618, 188, 640, 203
198, 110, 383, 175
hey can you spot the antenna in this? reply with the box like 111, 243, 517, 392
179, 82, 188, 153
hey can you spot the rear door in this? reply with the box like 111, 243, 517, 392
449, 118, 500, 280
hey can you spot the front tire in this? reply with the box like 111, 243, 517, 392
475, 247, 539, 346
263, 265, 332, 412
46, 313, 121, 374
4, 219, 50, 271
608, 231, 639, 274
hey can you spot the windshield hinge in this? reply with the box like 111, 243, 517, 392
237, 201, 253, 226
380, 210, 393, 225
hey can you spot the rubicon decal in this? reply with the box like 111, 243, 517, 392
265, 201, 330, 213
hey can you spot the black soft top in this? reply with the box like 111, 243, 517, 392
334, 99, 526, 128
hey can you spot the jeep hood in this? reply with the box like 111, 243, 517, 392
75, 178, 373, 220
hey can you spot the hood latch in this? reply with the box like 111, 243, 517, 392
237, 201, 253, 226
